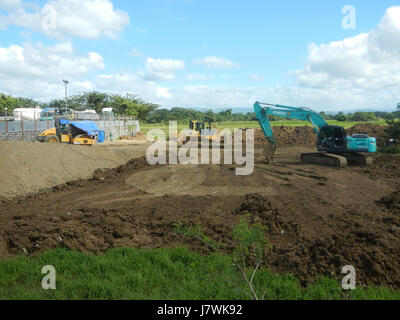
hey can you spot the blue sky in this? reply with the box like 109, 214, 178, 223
0, 0, 399, 111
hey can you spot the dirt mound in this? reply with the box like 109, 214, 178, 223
120, 133, 146, 141
250, 126, 317, 146
347, 124, 389, 147
359, 154, 400, 179
0, 141, 148, 198
238, 194, 400, 288
378, 191, 400, 212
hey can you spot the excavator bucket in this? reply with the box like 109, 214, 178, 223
263, 144, 277, 163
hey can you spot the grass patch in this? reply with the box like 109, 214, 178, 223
0, 247, 399, 300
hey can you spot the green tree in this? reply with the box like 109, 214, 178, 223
0, 93, 18, 115
386, 119, 400, 140
110, 94, 159, 119
335, 112, 348, 122
350, 112, 377, 122
110, 94, 138, 116
396, 103, 400, 118
204, 110, 216, 128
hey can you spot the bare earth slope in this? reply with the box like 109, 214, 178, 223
0, 141, 149, 198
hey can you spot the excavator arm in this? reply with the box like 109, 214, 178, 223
254, 101, 328, 162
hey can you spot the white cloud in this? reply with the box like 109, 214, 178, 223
250, 74, 264, 82
145, 57, 185, 81
194, 56, 238, 69
186, 74, 214, 81
0, 0, 22, 10
153, 84, 396, 111
1, 0, 130, 39
1, 6, 400, 112
293, 6, 400, 95
156, 86, 172, 99
130, 49, 144, 57
95, 73, 172, 102
0, 42, 104, 100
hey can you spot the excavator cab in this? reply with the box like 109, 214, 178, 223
189, 120, 205, 133
317, 125, 348, 153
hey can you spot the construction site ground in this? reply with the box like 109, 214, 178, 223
0, 125, 399, 289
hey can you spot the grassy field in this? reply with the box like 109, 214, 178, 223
0, 247, 399, 300
140, 120, 387, 135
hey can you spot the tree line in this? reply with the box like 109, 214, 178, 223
1, 91, 399, 124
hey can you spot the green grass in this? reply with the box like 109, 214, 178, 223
0, 247, 399, 300
140, 120, 387, 135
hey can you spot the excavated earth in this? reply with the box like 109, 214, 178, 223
0, 125, 399, 289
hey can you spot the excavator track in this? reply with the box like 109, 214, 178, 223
300, 152, 348, 168
343, 153, 375, 166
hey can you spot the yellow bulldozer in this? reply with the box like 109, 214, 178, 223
175, 120, 223, 144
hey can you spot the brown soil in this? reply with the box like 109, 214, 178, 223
378, 191, 400, 212
0, 141, 149, 198
251, 127, 317, 146
120, 133, 147, 141
251, 124, 391, 148
0, 144, 399, 289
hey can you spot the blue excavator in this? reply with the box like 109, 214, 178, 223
254, 102, 377, 168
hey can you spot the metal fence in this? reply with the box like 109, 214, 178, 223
0, 118, 140, 142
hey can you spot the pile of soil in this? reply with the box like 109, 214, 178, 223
378, 191, 400, 212
0, 141, 148, 198
247, 124, 391, 148
120, 135, 135, 141
238, 194, 400, 288
347, 124, 390, 147
359, 154, 400, 180
120, 133, 146, 141
248, 127, 317, 146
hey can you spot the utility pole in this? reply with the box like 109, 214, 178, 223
63, 80, 69, 113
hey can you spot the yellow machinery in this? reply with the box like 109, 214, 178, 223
38, 127, 95, 145
175, 120, 222, 143
37, 118, 96, 146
